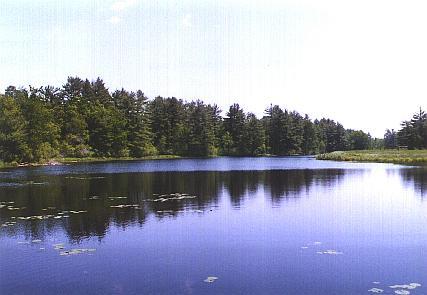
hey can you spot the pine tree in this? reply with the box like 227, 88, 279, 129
224, 104, 246, 154
0, 95, 30, 162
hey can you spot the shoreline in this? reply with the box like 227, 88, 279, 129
0, 154, 310, 169
3, 150, 427, 169
316, 150, 427, 164
0, 155, 182, 169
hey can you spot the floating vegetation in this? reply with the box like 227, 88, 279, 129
146, 193, 197, 203
203, 276, 219, 283
53, 243, 65, 250
317, 250, 343, 255
69, 210, 88, 214
17, 215, 55, 220
108, 196, 127, 199
394, 291, 410, 295
1, 221, 17, 227
156, 210, 174, 213
65, 176, 106, 180
24, 181, 48, 185
7, 206, 23, 211
389, 283, 421, 290
373, 282, 381, 284
110, 204, 140, 208
59, 248, 96, 256
31, 239, 42, 243
17, 241, 30, 244
13, 209, 85, 222
368, 288, 384, 293
88, 196, 100, 200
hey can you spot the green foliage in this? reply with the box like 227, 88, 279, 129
0, 95, 31, 162
0, 77, 387, 165
346, 130, 371, 150
18, 90, 60, 162
243, 113, 266, 155
397, 108, 427, 149
384, 129, 397, 149
224, 104, 246, 155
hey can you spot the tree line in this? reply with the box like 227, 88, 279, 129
384, 108, 427, 149
0, 77, 377, 163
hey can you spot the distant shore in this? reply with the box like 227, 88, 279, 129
316, 149, 427, 164
0, 155, 182, 169
3, 150, 427, 169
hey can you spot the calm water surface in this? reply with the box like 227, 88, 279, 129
0, 157, 426, 294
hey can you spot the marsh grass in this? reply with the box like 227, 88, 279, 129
317, 149, 427, 164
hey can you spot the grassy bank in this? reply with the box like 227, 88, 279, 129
317, 149, 427, 164
0, 155, 182, 169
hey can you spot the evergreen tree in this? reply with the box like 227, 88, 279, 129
224, 104, 246, 155
187, 100, 216, 156
0, 77, 398, 164
18, 89, 60, 162
0, 95, 30, 162
112, 89, 156, 157
302, 115, 319, 154
384, 129, 397, 149
243, 113, 266, 155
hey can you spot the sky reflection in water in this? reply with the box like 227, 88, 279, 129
0, 158, 426, 295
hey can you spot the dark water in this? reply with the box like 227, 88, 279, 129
0, 157, 426, 295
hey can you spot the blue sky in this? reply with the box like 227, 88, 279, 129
1, 0, 427, 137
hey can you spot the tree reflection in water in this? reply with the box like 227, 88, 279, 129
0, 169, 362, 241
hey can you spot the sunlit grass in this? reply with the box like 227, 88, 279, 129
317, 149, 427, 164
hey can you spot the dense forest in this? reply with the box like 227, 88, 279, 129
0, 76, 405, 164
384, 108, 427, 149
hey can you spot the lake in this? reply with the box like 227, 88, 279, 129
0, 157, 426, 294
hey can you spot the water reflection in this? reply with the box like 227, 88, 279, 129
399, 167, 427, 198
0, 169, 349, 241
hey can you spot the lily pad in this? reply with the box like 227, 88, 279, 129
394, 291, 410, 295
203, 276, 219, 283
321, 249, 343, 255
390, 283, 421, 290
60, 248, 96, 256
368, 288, 384, 293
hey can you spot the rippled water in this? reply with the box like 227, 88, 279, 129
0, 157, 426, 294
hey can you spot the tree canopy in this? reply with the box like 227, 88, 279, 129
394, 108, 427, 149
0, 77, 379, 163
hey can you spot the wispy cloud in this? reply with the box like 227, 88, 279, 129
111, 0, 137, 12
109, 0, 137, 24
182, 14, 192, 28
109, 15, 122, 24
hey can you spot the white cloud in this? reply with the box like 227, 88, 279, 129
109, 0, 137, 24
111, 0, 137, 12
182, 14, 192, 28
109, 15, 121, 24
